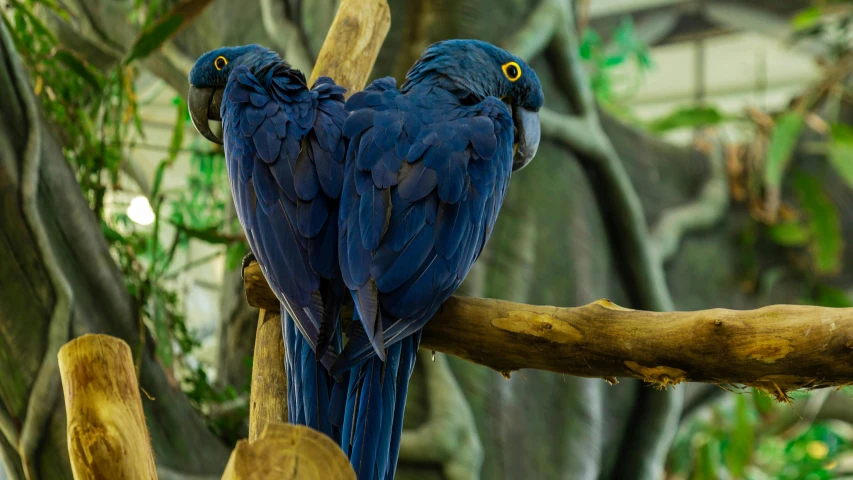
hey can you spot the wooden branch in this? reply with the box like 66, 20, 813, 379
306, 0, 391, 94
244, 261, 853, 393
223, 424, 355, 479
57, 334, 157, 479
248, 309, 288, 442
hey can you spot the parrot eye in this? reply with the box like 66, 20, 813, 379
214, 55, 228, 71
502, 61, 521, 82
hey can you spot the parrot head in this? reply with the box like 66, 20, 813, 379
187, 44, 284, 144
403, 39, 544, 171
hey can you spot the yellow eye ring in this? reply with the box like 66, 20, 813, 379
214, 55, 228, 70
502, 61, 522, 82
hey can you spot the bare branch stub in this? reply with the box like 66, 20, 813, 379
307, 0, 391, 94
58, 335, 158, 479
243, 261, 853, 393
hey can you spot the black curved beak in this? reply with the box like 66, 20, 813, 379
188, 85, 224, 144
512, 107, 540, 171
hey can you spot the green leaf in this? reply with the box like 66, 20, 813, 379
124, 13, 184, 64
767, 220, 810, 246
100, 220, 127, 245
828, 123, 853, 190
225, 242, 248, 270
723, 394, 754, 477
794, 173, 844, 275
792, 6, 822, 31
691, 436, 721, 480
168, 98, 186, 162
603, 54, 625, 68
752, 389, 776, 415
11, 1, 57, 44
648, 106, 727, 133
764, 113, 804, 189
151, 160, 168, 199
812, 284, 853, 308
31, 0, 69, 20
169, 221, 235, 245
579, 29, 601, 61
52, 48, 104, 90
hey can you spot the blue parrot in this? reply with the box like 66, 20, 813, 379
334, 39, 543, 479
188, 40, 543, 480
187, 45, 348, 440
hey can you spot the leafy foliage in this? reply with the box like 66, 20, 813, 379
664, 4, 853, 477
579, 18, 652, 116
647, 106, 730, 133
6, 0, 248, 442
669, 390, 852, 480
764, 113, 804, 190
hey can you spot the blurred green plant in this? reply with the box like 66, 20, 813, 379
579, 17, 653, 118
668, 390, 851, 480
662, 4, 853, 477
5, 0, 247, 442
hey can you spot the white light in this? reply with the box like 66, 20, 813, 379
127, 196, 155, 225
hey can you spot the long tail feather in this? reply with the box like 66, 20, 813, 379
283, 308, 340, 443
338, 319, 422, 480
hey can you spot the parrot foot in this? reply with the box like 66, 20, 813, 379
240, 251, 257, 280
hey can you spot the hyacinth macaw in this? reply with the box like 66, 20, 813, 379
187, 45, 348, 439
334, 39, 543, 479
188, 40, 544, 479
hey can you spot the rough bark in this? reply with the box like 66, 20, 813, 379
248, 311, 288, 442
58, 335, 157, 479
223, 424, 354, 479
0, 19, 228, 479
245, 262, 853, 391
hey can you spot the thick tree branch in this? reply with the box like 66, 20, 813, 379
222, 424, 355, 479
244, 261, 853, 393
306, 0, 390, 93
6, 19, 74, 479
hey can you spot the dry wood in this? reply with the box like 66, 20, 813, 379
222, 423, 355, 480
57, 334, 157, 479
248, 309, 288, 442
306, 0, 391, 95
244, 261, 853, 393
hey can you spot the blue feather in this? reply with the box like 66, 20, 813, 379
359, 186, 389, 251
397, 162, 437, 202
435, 200, 470, 259
373, 223, 434, 292
218, 49, 348, 449
297, 195, 329, 238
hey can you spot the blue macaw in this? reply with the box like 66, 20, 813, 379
334, 39, 543, 479
188, 45, 348, 439
188, 40, 543, 480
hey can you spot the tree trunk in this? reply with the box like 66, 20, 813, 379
0, 20, 229, 479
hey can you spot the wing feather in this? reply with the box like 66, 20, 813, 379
336, 80, 514, 369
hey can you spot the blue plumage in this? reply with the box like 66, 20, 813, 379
189, 39, 542, 480
333, 39, 543, 480
189, 45, 348, 442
